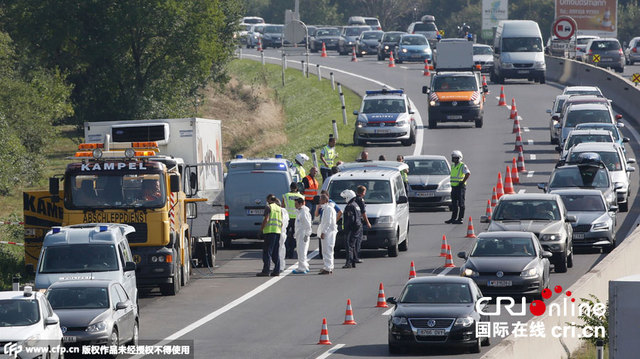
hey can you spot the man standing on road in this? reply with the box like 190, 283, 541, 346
303, 167, 319, 219
257, 194, 283, 277
397, 155, 409, 192
292, 198, 312, 274
341, 190, 360, 269
315, 189, 343, 260
320, 135, 338, 181
446, 150, 470, 224
353, 185, 372, 263
283, 182, 304, 259
317, 194, 337, 274
276, 198, 289, 271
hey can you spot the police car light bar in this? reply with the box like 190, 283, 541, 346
365, 89, 404, 95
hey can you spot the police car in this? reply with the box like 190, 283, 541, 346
352, 89, 419, 146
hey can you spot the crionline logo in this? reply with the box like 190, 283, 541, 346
3, 342, 22, 359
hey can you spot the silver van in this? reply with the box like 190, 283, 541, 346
492, 20, 546, 84
323, 162, 410, 257
35, 224, 138, 303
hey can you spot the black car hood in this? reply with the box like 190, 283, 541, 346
393, 303, 474, 318
466, 256, 534, 273
56, 308, 109, 328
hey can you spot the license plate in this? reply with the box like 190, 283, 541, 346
417, 329, 446, 336
411, 54, 422, 58
517, 70, 530, 74
247, 209, 264, 216
573, 233, 585, 239
602, 58, 612, 62
447, 115, 463, 120
374, 129, 391, 134
416, 192, 435, 197
488, 280, 512, 287
63, 336, 77, 343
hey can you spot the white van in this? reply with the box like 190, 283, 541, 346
35, 224, 138, 303
492, 20, 546, 84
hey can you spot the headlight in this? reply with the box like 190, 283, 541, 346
592, 222, 610, 231
86, 321, 108, 333
534, 60, 546, 69
402, 48, 408, 53
396, 120, 407, 126
454, 316, 474, 327
462, 268, 479, 277
347, 41, 353, 45
429, 100, 439, 106
384, 45, 389, 50
439, 182, 451, 190
356, 121, 367, 128
24, 334, 40, 347
472, 97, 481, 105
377, 216, 394, 224
521, 268, 538, 278
540, 234, 559, 241
392, 316, 408, 325
424, 48, 430, 53
502, 62, 514, 69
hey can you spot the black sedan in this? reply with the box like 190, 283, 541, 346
458, 231, 552, 297
387, 276, 490, 354
310, 27, 341, 52
377, 31, 404, 60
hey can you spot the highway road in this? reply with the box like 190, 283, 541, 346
136, 49, 640, 358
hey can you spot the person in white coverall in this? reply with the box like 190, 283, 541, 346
317, 194, 337, 274
292, 198, 312, 274
275, 198, 289, 272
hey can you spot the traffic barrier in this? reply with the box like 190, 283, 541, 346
444, 245, 456, 268
517, 149, 527, 173
257, 38, 263, 52
321, 42, 327, 58
485, 199, 492, 220
388, 51, 396, 67
498, 86, 506, 106
423, 59, 430, 76
343, 299, 357, 325
465, 217, 477, 238
351, 46, 357, 62
509, 98, 517, 120
440, 235, 449, 257
511, 158, 520, 184
376, 283, 388, 308
491, 186, 498, 208
496, 172, 504, 199
514, 132, 524, 152
0, 241, 24, 246
504, 166, 516, 194
317, 318, 332, 344
409, 261, 417, 279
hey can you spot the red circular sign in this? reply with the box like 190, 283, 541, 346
553, 17, 577, 40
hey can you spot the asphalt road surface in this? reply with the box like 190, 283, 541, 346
135, 49, 640, 359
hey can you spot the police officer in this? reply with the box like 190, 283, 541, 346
353, 185, 372, 262
293, 153, 308, 182
320, 135, 338, 181
257, 194, 283, 277
283, 182, 304, 259
302, 167, 319, 219
446, 150, 470, 224
397, 155, 408, 192
341, 190, 360, 269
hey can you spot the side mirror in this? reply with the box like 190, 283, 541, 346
422, 86, 429, 94
189, 172, 197, 190
397, 195, 408, 204
49, 177, 60, 196
353, 110, 359, 115
541, 251, 553, 259
480, 215, 489, 223
170, 174, 180, 193
45, 317, 59, 326
555, 146, 562, 152
627, 166, 636, 173
457, 251, 467, 259
609, 205, 619, 212
616, 122, 625, 128
409, 110, 415, 114
386, 297, 397, 305
627, 158, 636, 164
546, 109, 552, 114
623, 137, 630, 143
616, 114, 623, 120
124, 261, 136, 272
537, 183, 547, 191
186, 202, 198, 219
565, 215, 577, 223
615, 183, 624, 190
116, 301, 130, 311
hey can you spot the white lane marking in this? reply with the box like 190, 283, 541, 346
523, 127, 530, 132
243, 53, 424, 156
518, 189, 526, 194
527, 139, 534, 145
530, 154, 537, 160
527, 171, 535, 178
399, 66, 409, 69
382, 307, 394, 316
132, 250, 320, 358
316, 344, 346, 359
437, 266, 454, 277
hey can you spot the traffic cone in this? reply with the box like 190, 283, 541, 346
343, 299, 357, 325
440, 235, 449, 257
376, 283, 388, 308
465, 217, 477, 238
485, 199, 493, 220
317, 318, 332, 345
504, 166, 516, 194
517, 149, 527, 173
423, 59, 430, 76
482, 76, 488, 88
513, 115, 521, 134
512, 158, 520, 184
514, 132, 524, 152
491, 186, 498, 208
257, 38, 263, 52
409, 261, 417, 279
351, 46, 358, 62
388, 51, 396, 67
321, 42, 328, 57
444, 245, 456, 268
498, 86, 507, 106
496, 172, 504, 199
509, 98, 517, 120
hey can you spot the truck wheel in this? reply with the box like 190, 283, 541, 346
554, 250, 568, 273
181, 246, 190, 286
428, 118, 437, 129
161, 264, 180, 296
619, 201, 628, 212
539, 75, 546, 84
475, 119, 483, 128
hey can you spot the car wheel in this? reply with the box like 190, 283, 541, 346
475, 119, 483, 128
378, 53, 383, 61
539, 75, 546, 84
470, 337, 481, 353
399, 226, 408, 252
497, 74, 505, 84
388, 343, 401, 354
490, 71, 497, 83
109, 328, 119, 346
396, 59, 403, 64
567, 248, 574, 268
428, 118, 437, 129
129, 321, 139, 345
555, 250, 568, 273
353, 131, 364, 146
482, 336, 491, 346
619, 201, 628, 212
388, 231, 399, 257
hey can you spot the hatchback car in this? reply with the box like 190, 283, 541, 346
407, 17, 439, 47
473, 44, 494, 73
404, 155, 451, 211
377, 31, 404, 60
353, 89, 418, 146
261, 24, 284, 48
482, 193, 575, 273
338, 26, 371, 55
584, 38, 624, 73
575, 35, 600, 61
395, 34, 432, 63
575, 122, 629, 151
458, 231, 551, 297
547, 94, 571, 144
387, 276, 489, 354
556, 129, 614, 161
551, 189, 617, 252
624, 36, 640, 64
562, 86, 604, 97
356, 30, 383, 56
558, 103, 620, 145
310, 27, 341, 52
246, 24, 265, 48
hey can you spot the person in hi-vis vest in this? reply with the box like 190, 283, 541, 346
446, 150, 470, 224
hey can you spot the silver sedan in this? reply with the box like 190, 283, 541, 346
404, 155, 451, 211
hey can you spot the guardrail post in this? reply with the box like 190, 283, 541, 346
330, 72, 335, 90
306, 52, 310, 78
283, 54, 287, 69
281, 53, 286, 86
317, 64, 321, 81
338, 83, 347, 125
12, 275, 20, 291
301, 60, 305, 75
238, 46, 242, 59
261, 51, 265, 65
332, 120, 339, 141
596, 340, 604, 359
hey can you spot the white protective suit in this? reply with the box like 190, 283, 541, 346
317, 203, 337, 272
279, 207, 289, 271
294, 205, 312, 272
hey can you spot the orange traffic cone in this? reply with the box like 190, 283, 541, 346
376, 282, 388, 308
509, 98, 517, 120
409, 261, 417, 279
318, 318, 332, 344
257, 38, 263, 52
485, 199, 493, 220
517, 149, 527, 173
423, 59, 430, 76
351, 46, 358, 62
498, 86, 507, 106
343, 299, 357, 325
504, 166, 516, 194
440, 235, 449, 257
512, 158, 520, 184
388, 51, 396, 67
491, 186, 498, 208
321, 42, 328, 57
496, 172, 504, 199
482, 76, 488, 88
444, 245, 456, 268
465, 217, 477, 238
514, 132, 524, 152
513, 115, 521, 134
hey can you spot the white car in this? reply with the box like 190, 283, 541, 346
353, 89, 419, 146
576, 35, 599, 61
556, 129, 614, 161
546, 94, 571, 144
0, 287, 64, 359
562, 86, 603, 97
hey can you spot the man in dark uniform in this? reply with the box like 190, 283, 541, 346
353, 185, 372, 262
341, 190, 360, 268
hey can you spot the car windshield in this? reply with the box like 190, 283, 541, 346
47, 287, 110, 309
401, 36, 427, 45
565, 134, 613, 149
0, 300, 40, 327
405, 159, 450, 175
560, 194, 605, 212
317, 28, 339, 37
241, 24, 252, 31
554, 99, 566, 113
39, 244, 119, 273
569, 151, 622, 172
252, 26, 264, 33
346, 27, 367, 36
502, 37, 543, 52
433, 76, 477, 91
565, 109, 611, 127
550, 166, 610, 188
399, 283, 472, 304
363, 32, 382, 40
493, 200, 561, 220
225, 172, 289, 202
473, 46, 493, 55
575, 124, 620, 141
414, 22, 437, 32
578, 37, 596, 45
328, 179, 392, 204
362, 98, 406, 113
471, 237, 535, 257
591, 41, 620, 51
68, 173, 165, 209
244, 18, 263, 24
364, 19, 379, 26
383, 33, 402, 42
264, 25, 283, 33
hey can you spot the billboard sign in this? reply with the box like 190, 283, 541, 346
555, 0, 617, 37
482, 0, 508, 39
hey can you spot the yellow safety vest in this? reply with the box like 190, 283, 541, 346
450, 162, 466, 187
294, 163, 306, 179
401, 169, 408, 183
263, 203, 283, 234
284, 192, 304, 218
322, 145, 337, 167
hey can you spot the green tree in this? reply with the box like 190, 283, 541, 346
618, 1, 640, 45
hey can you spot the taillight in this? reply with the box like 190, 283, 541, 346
412, 31, 415, 34
224, 205, 229, 217
633, 47, 638, 53
377, 27, 382, 30
588, 49, 592, 54
619, 48, 623, 55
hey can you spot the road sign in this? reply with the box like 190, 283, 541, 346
632, 73, 640, 83
593, 54, 601, 63
553, 16, 577, 41
438, 30, 445, 36
284, 20, 307, 45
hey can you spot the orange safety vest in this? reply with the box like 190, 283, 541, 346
303, 175, 318, 201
